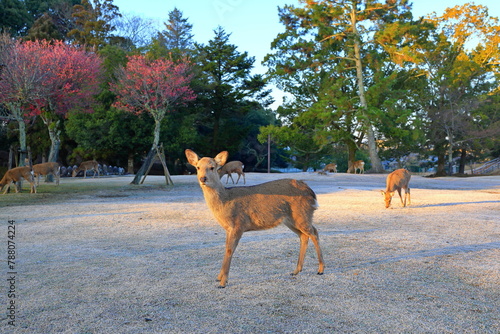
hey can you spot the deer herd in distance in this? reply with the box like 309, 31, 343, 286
0, 160, 124, 195
0, 156, 411, 212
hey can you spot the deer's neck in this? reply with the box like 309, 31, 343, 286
201, 183, 228, 209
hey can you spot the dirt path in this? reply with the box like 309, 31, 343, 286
1, 173, 499, 333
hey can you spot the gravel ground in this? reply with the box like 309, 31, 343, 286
0, 172, 499, 333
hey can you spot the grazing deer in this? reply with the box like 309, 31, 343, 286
0, 166, 37, 194
349, 160, 365, 174
381, 169, 411, 208
186, 149, 324, 288
32, 162, 61, 185
72, 160, 99, 178
323, 163, 337, 173
218, 160, 246, 184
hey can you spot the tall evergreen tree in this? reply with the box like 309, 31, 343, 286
161, 8, 194, 53
148, 8, 195, 59
1, 0, 79, 38
195, 27, 272, 155
0, 0, 30, 36
68, 0, 121, 49
24, 13, 65, 41
24, 0, 80, 41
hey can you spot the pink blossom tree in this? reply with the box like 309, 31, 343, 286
110, 55, 196, 184
0, 37, 47, 165
0, 38, 102, 164
27, 40, 102, 162
111, 54, 196, 149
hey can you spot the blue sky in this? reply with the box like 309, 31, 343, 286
113, 0, 500, 108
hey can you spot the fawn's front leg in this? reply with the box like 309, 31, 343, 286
218, 228, 243, 288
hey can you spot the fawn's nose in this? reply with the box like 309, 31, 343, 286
200, 176, 207, 183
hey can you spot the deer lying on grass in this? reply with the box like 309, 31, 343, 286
381, 169, 411, 208
323, 163, 337, 173
218, 160, 246, 184
72, 160, 99, 178
0, 166, 37, 194
33, 162, 61, 185
186, 149, 324, 288
349, 160, 365, 174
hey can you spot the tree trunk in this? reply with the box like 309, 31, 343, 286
8, 147, 14, 169
350, 5, 383, 173
131, 148, 156, 185
47, 126, 60, 163
10, 103, 27, 167
18, 118, 27, 167
42, 115, 61, 182
458, 148, 467, 174
132, 113, 173, 185
447, 129, 454, 176
436, 152, 447, 176
127, 153, 135, 174
267, 134, 271, 173
45, 134, 60, 182
447, 147, 454, 175
302, 154, 309, 172
130, 145, 173, 185
346, 139, 357, 173
153, 118, 161, 149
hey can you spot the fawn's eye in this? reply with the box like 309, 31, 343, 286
210, 166, 215, 171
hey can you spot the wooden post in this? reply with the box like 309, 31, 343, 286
138, 148, 157, 184
130, 148, 155, 185
131, 144, 174, 186
156, 144, 173, 185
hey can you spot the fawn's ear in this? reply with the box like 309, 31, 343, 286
185, 149, 199, 167
214, 151, 228, 167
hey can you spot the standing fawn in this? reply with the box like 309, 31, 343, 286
381, 169, 411, 208
0, 166, 37, 194
72, 160, 99, 178
323, 163, 337, 173
33, 162, 61, 185
351, 160, 365, 174
186, 149, 324, 288
218, 160, 246, 184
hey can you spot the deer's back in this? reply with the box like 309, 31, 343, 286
225, 178, 314, 198
386, 169, 411, 191
207, 179, 317, 231
219, 161, 243, 174
33, 162, 59, 173
2, 167, 31, 183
